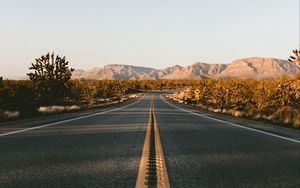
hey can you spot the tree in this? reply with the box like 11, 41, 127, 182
27, 52, 74, 105
0, 77, 3, 88
288, 49, 300, 66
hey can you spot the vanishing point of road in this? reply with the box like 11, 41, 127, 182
0, 93, 299, 188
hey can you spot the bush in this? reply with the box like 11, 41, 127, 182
171, 76, 300, 128
0, 80, 37, 117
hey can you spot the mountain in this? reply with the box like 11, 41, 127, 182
160, 63, 226, 79
72, 57, 300, 80
73, 64, 157, 80
214, 58, 300, 79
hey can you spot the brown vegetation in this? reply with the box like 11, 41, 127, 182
1, 51, 299, 128
0, 78, 192, 121
167, 74, 300, 128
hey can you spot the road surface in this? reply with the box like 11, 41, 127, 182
0, 93, 299, 188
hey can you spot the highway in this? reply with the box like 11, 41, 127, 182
0, 93, 299, 188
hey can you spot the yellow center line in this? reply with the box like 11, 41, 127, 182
135, 96, 170, 188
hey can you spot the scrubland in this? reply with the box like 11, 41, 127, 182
167, 75, 300, 128
1, 77, 299, 129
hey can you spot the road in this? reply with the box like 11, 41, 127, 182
0, 93, 299, 188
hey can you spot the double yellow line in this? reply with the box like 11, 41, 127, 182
135, 96, 170, 188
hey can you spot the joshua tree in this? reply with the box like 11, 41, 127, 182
288, 49, 300, 66
27, 52, 74, 105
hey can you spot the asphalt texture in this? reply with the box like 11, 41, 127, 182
0, 93, 299, 188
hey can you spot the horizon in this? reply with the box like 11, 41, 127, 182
0, 0, 299, 77
2, 56, 293, 79
1, 56, 298, 79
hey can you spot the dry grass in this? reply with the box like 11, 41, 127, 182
0, 111, 20, 120
38, 105, 81, 114
0, 93, 142, 122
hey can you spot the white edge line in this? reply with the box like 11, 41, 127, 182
0, 94, 146, 137
160, 95, 300, 144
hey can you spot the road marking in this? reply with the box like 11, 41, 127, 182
0, 95, 145, 137
136, 96, 170, 188
161, 95, 300, 144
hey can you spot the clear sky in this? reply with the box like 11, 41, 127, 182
0, 0, 299, 77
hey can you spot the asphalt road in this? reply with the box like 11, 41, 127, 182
0, 93, 299, 188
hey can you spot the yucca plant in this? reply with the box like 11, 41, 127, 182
27, 52, 74, 105
288, 49, 300, 66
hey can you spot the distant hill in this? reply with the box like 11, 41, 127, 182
72, 57, 300, 80
214, 58, 300, 79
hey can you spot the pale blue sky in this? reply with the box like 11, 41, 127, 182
0, 0, 299, 77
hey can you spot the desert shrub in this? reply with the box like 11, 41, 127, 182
0, 80, 37, 117
176, 76, 300, 128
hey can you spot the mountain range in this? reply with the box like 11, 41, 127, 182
72, 57, 300, 80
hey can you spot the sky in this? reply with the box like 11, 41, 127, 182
0, 0, 299, 77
